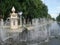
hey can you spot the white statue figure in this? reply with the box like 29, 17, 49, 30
10, 6, 18, 29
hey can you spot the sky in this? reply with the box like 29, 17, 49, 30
42, 0, 60, 19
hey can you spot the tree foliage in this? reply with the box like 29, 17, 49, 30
56, 13, 60, 22
0, 0, 48, 20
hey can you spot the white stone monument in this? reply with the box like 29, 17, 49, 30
10, 6, 18, 29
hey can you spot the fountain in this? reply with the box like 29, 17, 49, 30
0, 6, 54, 45
0, 7, 23, 41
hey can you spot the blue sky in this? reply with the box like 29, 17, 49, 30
42, 0, 60, 19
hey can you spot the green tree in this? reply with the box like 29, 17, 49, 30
0, 0, 21, 20
0, 0, 49, 24
56, 13, 60, 22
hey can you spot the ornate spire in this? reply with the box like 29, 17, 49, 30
11, 6, 15, 13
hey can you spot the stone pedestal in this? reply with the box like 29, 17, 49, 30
10, 18, 18, 29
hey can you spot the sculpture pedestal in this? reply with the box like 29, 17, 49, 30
10, 19, 18, 30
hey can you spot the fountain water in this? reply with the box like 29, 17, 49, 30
0, 6, 54, 45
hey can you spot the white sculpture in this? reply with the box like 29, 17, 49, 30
12, 6, 15, 13
10, 6, 18, 29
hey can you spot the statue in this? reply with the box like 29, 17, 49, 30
10, 6, 18, 29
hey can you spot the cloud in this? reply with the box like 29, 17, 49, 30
50, 13, 59, 19
41, 0, 45, 3
56, 6, 60, 11
41, 0, 44, 1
